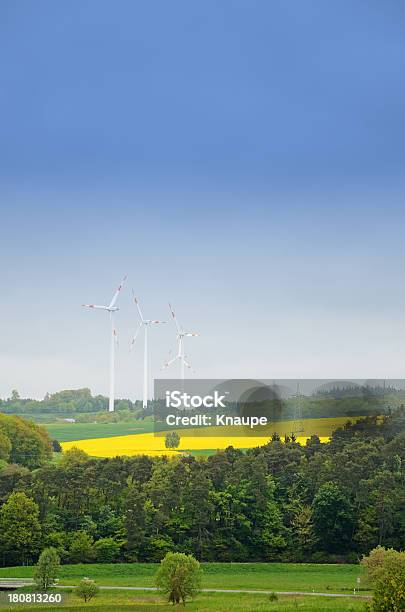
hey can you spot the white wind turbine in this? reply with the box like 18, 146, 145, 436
130, 293, 167, 409
161, 303, 199, 379
82, 276, 127, 412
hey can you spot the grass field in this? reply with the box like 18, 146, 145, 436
45, 420, 155, 442
58, 416, 362, 457
0, 563, 367, 593
0, 589, 369, 611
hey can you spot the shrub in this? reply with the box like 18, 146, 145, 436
75, 578, 99, 603
34, 547, 60, 591
371, 567, 405, 611
361, 546, 405, 585
155, 552, 201, 604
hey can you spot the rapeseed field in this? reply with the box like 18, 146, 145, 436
61, 416, 360, 457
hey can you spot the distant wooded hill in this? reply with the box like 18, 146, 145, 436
1, 386, 404, 421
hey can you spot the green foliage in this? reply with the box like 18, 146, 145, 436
0, 406, 404, 567
0, 387, 140, 417
60, 446, 90, 467
268, 591, 278, 602
69, 531, 95, 563
290, 503, 315, 558
361, 546, 405, 585
0, 414, 52, 468
94, 538, 121, 563
0, 492, 41, 564
41, 529, 68, 562
0, 430, 11, 461
75, 577, 100, 603
261, 475, 287, 557
371, 567, 405, 611
0, 464, 30, 504
1, 384, 403, 423
312, 482, 354, 553
156, 552, 201, 604
34, 547, 60, 590
124, 485, 147, 561
165, 431, 181, 448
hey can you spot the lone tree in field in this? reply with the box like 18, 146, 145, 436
156, 552, 201, 605
34, 547, 60, 591
165, 431, 181, 449
75, 578, 100, 603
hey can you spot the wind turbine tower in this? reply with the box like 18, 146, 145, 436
292, 380, 304, 435
130, 293, 166, 409
82, 275, 127, 412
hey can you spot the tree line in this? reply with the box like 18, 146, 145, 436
3, 385, 404, 421
0, 408, 404, 566
0, 388, 140, 416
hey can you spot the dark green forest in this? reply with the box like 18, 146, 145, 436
0, 408, 404, 567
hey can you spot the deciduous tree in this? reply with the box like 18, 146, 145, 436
156, 552, 201, 605
34, 547, 60, 590
0, 492, 41, 564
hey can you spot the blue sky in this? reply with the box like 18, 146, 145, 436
1, 1, 405, 399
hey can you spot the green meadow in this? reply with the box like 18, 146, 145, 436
0, 590, 368, 611
45, 420, 155, 442
0, 563, 367, 593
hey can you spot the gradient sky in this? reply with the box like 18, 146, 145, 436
1, 1, 405, 399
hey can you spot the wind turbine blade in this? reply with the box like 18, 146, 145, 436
82, 304, 109, 310
182, 357, 194, 372
109, 275, 127, 309
114, 327, 119, 347
132, 291, 144, 322
183, 332, 199, 337
161, 355, 181, 370
168, 303, 181, 333
151, 320, 167, 324
129, 323, 143, 351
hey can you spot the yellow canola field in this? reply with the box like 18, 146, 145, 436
61, 416, 361, 458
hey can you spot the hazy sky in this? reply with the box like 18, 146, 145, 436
1, 1, 405, 399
